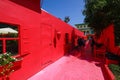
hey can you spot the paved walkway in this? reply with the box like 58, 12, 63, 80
28, 41, 105, 80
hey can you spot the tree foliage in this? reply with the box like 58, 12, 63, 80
83, 0, 120, 36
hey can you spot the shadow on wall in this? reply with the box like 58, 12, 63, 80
64, 28, 76, 55
64, 33, 70, 55
71, 28, 76, 49
53, 30, 57, 48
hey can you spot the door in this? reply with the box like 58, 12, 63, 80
41, 23, 53, 67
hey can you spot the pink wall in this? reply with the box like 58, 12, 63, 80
0, 0, 84, 80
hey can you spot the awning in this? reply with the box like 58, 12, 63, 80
0, 28, 18, 34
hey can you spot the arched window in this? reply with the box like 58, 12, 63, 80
0, 22, 19, 55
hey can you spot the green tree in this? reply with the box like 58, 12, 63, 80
83, 0, 120, 37
64, 16, 70, 23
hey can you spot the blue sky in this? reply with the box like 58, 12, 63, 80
42, 0, 85, 27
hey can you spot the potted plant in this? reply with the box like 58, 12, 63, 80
0, 52, 22, 78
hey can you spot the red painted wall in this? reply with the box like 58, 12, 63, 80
0, 1, 84, 80
94, 24, 120, 56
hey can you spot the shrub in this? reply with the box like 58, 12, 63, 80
108, 64, 120, 80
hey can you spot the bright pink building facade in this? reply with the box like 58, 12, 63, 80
0, 0, 84, 80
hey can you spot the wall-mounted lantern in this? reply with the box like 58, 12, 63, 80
57, 31, 61, 40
